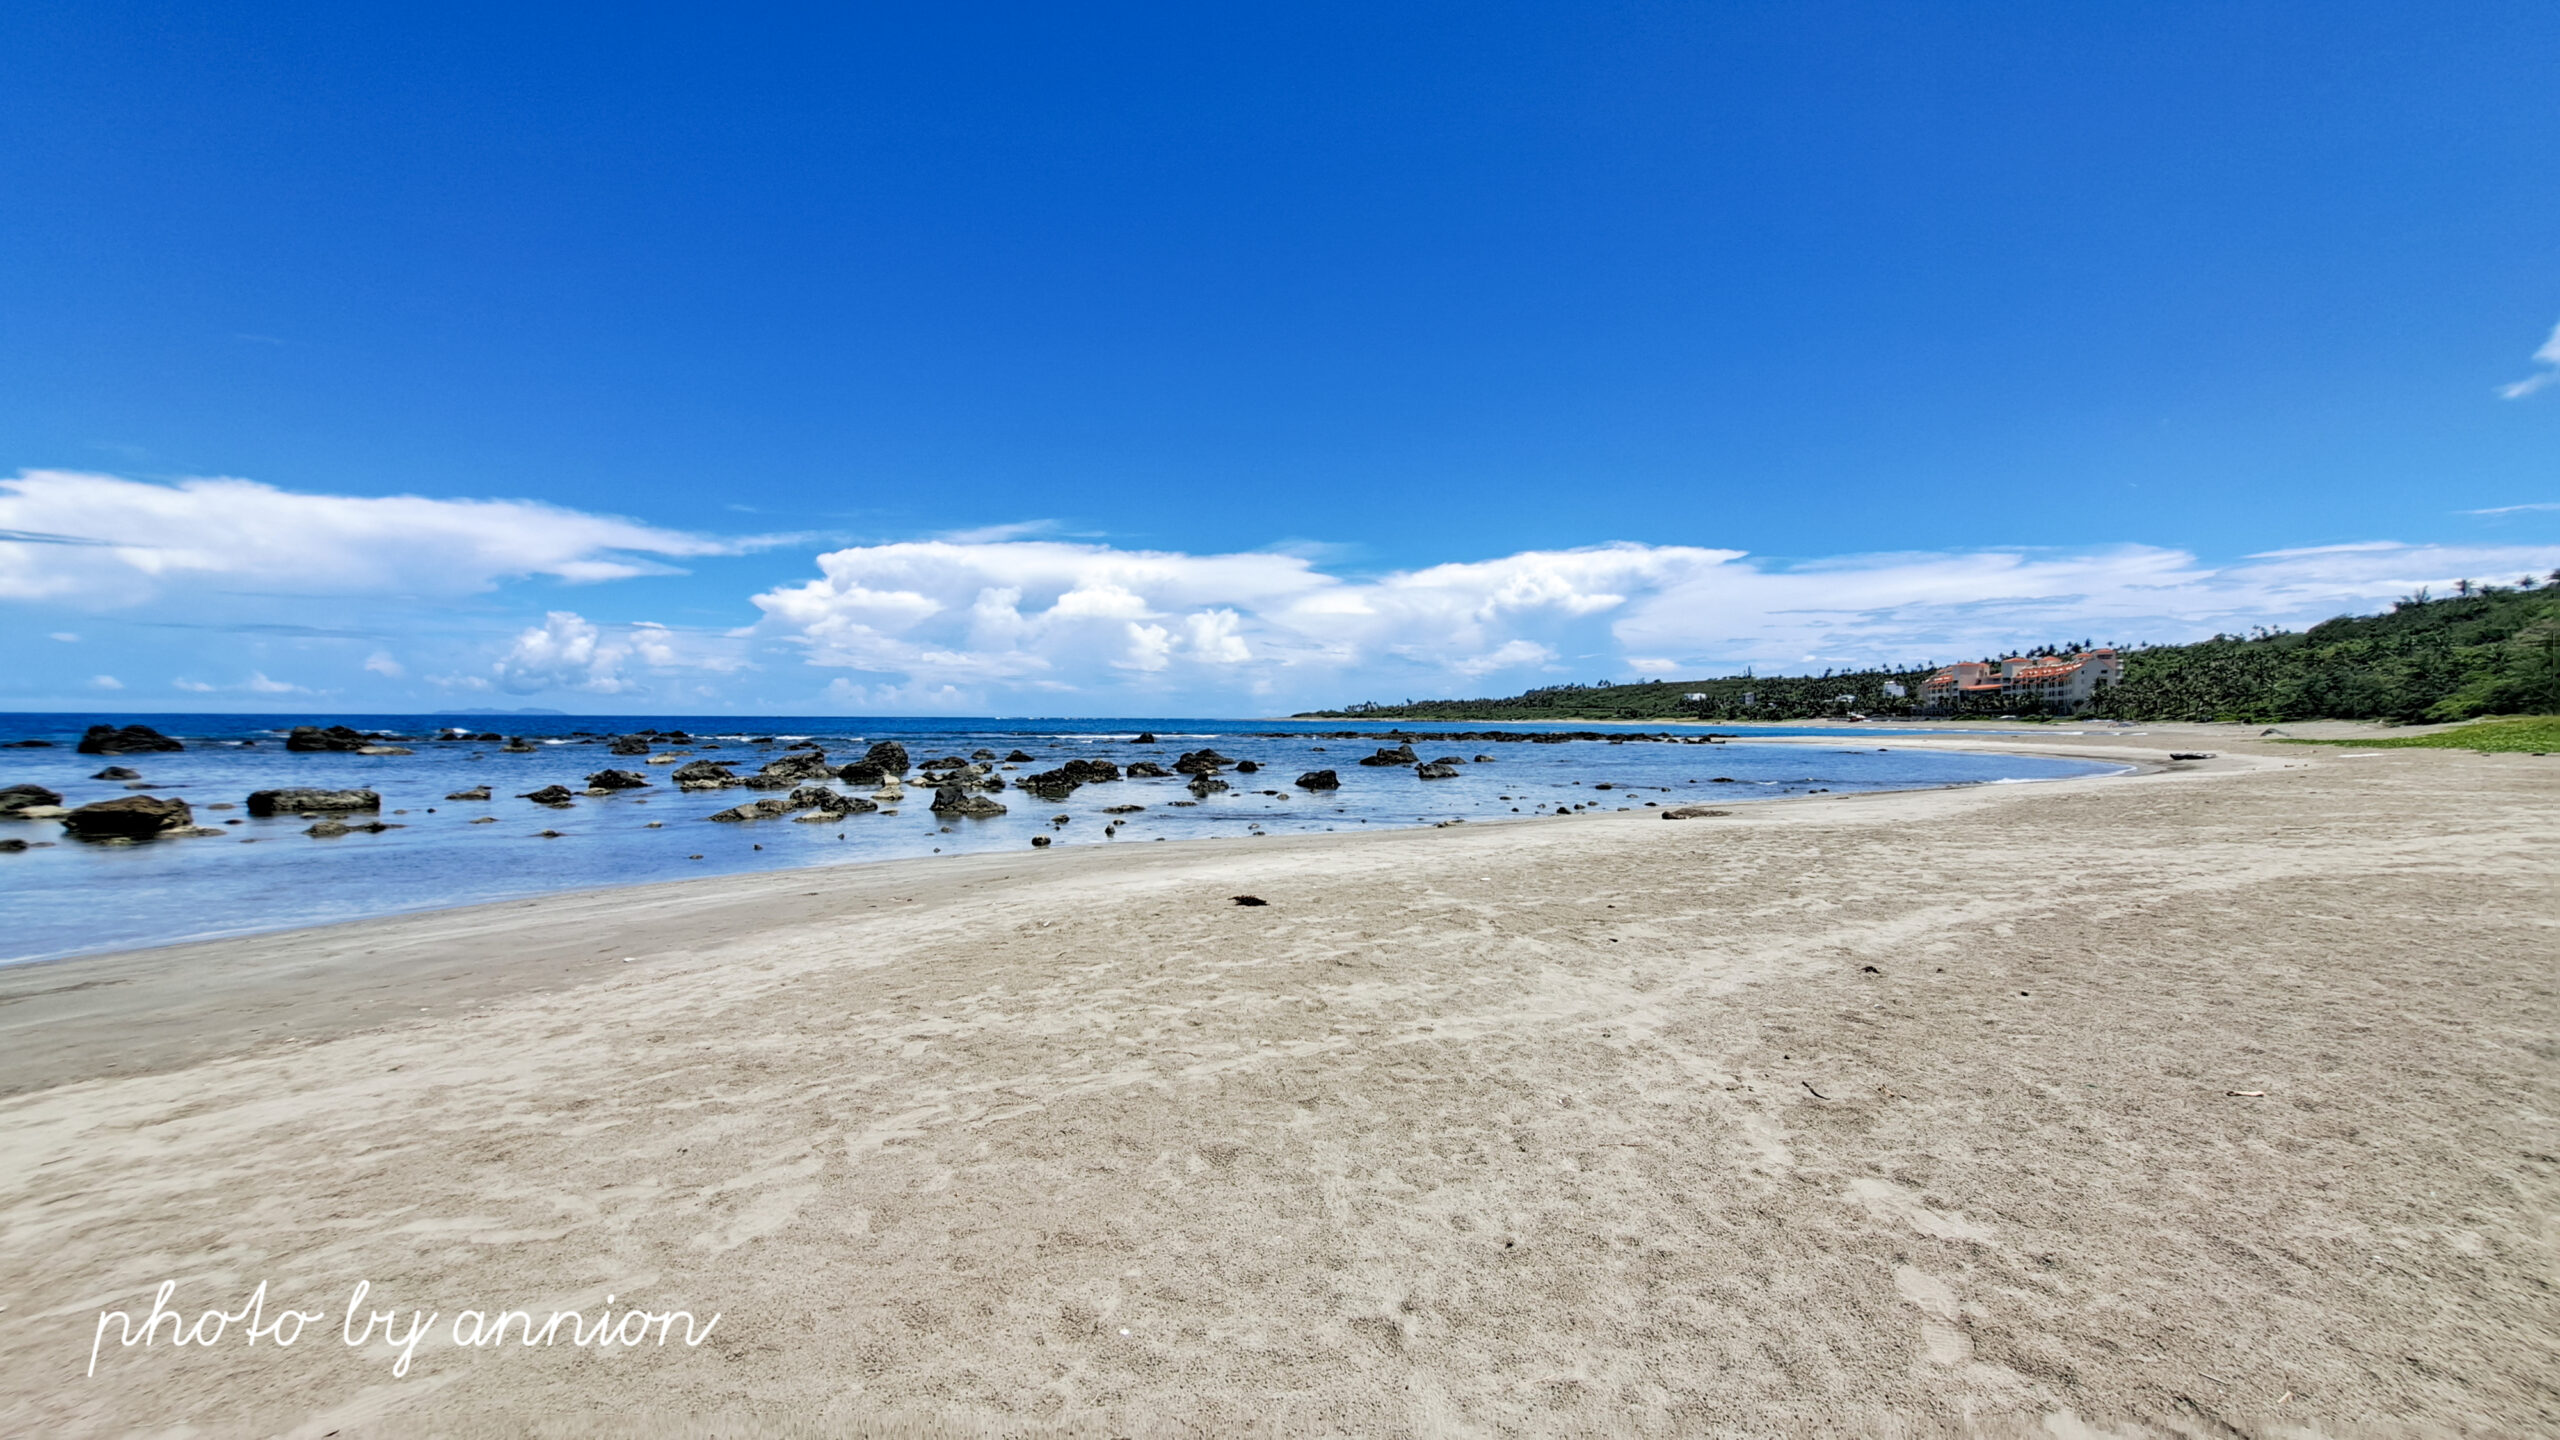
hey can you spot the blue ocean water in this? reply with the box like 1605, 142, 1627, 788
0, 714, 2120, 965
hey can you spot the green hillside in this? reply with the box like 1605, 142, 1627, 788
1296, 577, 2560, 724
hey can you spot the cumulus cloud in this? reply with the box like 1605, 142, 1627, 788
750, 535, 2560, 708
91, 674, 122, 690
364, 650, 405, 678
0, 469, 758, 606
2499, 321, 2560, 399
488, 611, 749, 696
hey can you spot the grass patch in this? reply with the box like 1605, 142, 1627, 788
2279, 715, 2560, 754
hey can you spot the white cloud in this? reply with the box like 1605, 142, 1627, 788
2464, 502, 2560, 515
244, 671, 304, 694
0, 469, 759, 606
2499, 321, 2560, 399
91, 674, 122, 689
48, 631, 78, 642
488, 611, 748, 696
749, 535, 2560, 708
364, 650, 405, 677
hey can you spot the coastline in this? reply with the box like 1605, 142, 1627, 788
3, 723, 2552, 1433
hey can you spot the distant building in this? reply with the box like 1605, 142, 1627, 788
1681, 693, 1708, 702
1881, 681, 1906, 698
1917, 649, 2120, 714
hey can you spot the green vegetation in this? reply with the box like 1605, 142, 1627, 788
1297, 575, 2560, 725
2276, 715, 2560, 753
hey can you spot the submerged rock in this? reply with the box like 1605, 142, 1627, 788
520, 785, 578, 806
247, 788, 382, 817
305, 818, 402, 837
1124, 761, 1170, 778
63, 794, 195, 841
708, 797, 802, 822
1295, 769, 1340, 790
584, 769, 651, 791
444, 785, 493, 801
91, 765, 141, 781
0, 783, 65, 817
1187, 774, 1229, 798
1357, 744, 1418, 767
609, 735, 652, 755
78, 723, 184, 755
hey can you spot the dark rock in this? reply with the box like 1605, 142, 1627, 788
305, 818, 402, 838
1174, 749, 1232, 775
3, 739, 54, 748
78, 723, 184, 755
445, 785, 492, 801
1231, 895, 1268, 907
2168, 751, 2216, 761
1357, 744, 1418, 767
835, 760, 890, 785
63, 794, 194, 841
91, 765, 141, 781
920, 755, 970, 771
0, 838, 26, 852
1710, 776, 1735, 783
1416, 760, 1461, 779
1235, 760, 1259, 774
1133, 732, 1158, 744
862, 740, 911, 775
584, 769, 651, 791
758, 750, 835, 782
284, 724, 372, 753
1102, 804, 1144, 814
1030, 834, 1051, 847
608, 735, 652, 755
1125, 762, 1170, 778
971, 748, 998, 761
930, 785, 1006, 817
0, 783, 66, 816
1474, 755, 1495, 763
1295, 770, 1340, 790
247, 788, 382, 817
500, 738, 538, 753
789, 785, 877, 816
520, 785, 578, 806
708, 798, 802, 822
1188, 774, 1229, 798
1660, 807, 1731, 819
1004, 750, 1036, 763
672, 760, 736, 790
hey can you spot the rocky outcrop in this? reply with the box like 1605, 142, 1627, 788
1019, 758, 1119, 798
1004, 749, 1036, 763
284, 725, 373, 753
1415, 760, 1461, 779
608, 735, 652, 755
1187, 774, 1229, 798
789, 785, 878, 816
920, 755, 970, 771
707, 797, 800, 822
444, 785, 493, 801
929, 785, 1006, 817
0, 783, 64, 817
672, 760, 736, 790
1357, 744, 1418, 767
77, 723, 184, 755
1133, 732, 1158, 744
1124, 762, 1170, 778
1294, 769, 1340, 790
862, 740, 910, 775
521, 785, 577, 806
246, 788, 382, 817
584, 769, 651, 791
1173, 749, 1232, 775
1235, 760, 1259, 774
63, 795, 194, 841
759, 749, 836, 782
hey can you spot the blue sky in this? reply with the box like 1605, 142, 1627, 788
4, 3, 2557, 714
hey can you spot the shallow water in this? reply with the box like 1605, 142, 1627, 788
0, 713, 2120, 964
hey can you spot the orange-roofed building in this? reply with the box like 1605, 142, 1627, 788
1918, 649, 2120, 714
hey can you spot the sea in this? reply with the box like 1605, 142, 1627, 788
0, 713, 2125, 965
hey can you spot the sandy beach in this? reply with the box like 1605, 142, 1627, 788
1, 725, 2553, 1436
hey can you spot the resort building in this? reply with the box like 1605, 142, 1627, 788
1917, 648, 2120, 713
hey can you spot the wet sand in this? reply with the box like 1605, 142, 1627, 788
0, 725, 2552, 1435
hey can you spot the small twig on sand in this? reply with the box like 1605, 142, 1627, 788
1801, 1080, 1829, 1099
2227, 1089, 2266, 1097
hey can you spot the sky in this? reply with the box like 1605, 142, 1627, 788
3, 2, 2557, 715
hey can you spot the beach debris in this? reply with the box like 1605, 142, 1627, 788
0, 783, 64, 817
248, 787, 382, 817
1232, 895, 1268, 906
1030, 834, 1051, 847
1658, 807, 1732, 819
1416, 759, 1461, 779
1358, 744, 1419, 767
1862, 964, 1881, 973
77, 722, 185, 755
91, 765, 141, 781
62, 794, 197, 842
521, 785, 578, 806
445, 785, 493, 801
1801, 1081, 1829, 1099
929, 785, 1006, 818
2169, 752, 2215, 761
584, 768, 651, 791
2227, 1089, 2266, 1097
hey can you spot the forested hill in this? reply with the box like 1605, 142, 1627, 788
1294, 580, 2560, 724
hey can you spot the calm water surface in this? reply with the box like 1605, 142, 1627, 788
0, 713, 2122, 964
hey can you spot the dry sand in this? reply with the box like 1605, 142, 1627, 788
0, 726, 2552, 1436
